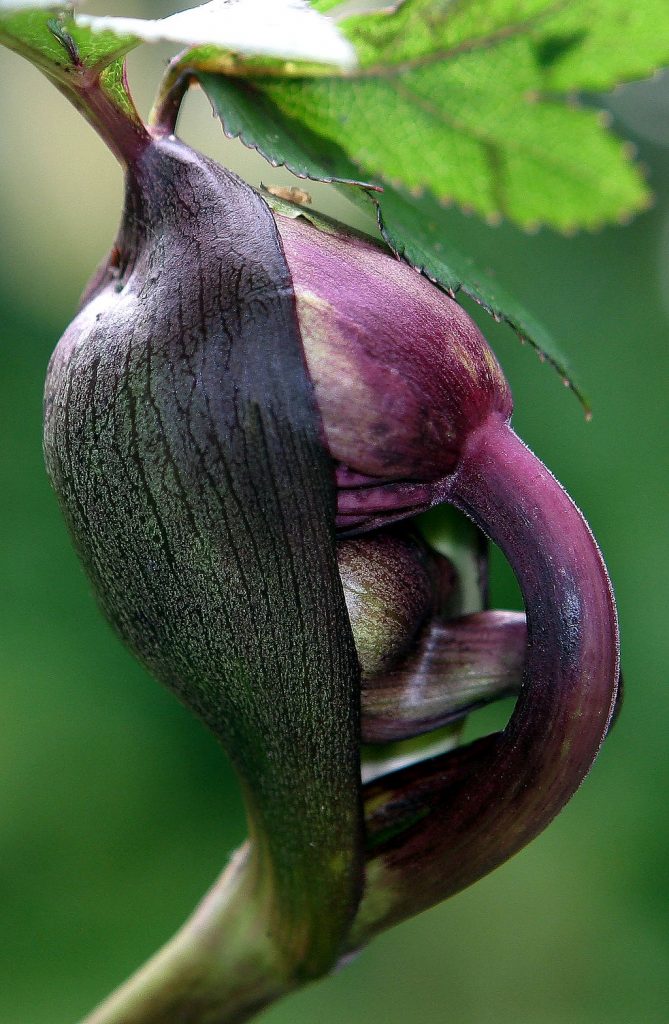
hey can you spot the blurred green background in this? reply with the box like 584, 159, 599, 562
1, 6, 668, 1022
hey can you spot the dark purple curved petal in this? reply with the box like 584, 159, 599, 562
353, 419, 619, 939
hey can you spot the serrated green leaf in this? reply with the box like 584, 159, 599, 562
0, 8, 67, 68
312, 0, 664, 229
371, 186, 588, 408
198, 71, 586, 408
258, 33, 651, 231
202, 74, 376, 186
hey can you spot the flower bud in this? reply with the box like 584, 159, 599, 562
43, 132, 619, 976
338, 527, 454, 677
274, 211, 512, 532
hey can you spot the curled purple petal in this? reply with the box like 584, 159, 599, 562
275, 212, 512, 531
353, 420, 619, 939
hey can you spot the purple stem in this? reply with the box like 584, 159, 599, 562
360, 415, 619, 930
55, 73, 151, 168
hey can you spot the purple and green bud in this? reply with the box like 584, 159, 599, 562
38, 70, 619, 1016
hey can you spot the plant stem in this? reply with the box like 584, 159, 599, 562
149, 63, 191, 138
52, 66, 151, 167
31, 20, 152, 168
80, 844, 292, 1024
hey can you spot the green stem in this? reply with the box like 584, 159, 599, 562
80, 845, 293, 1024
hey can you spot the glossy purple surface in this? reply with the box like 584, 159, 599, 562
275, 213, 512, 531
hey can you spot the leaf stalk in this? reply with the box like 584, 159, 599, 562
80, 845, 293, 1024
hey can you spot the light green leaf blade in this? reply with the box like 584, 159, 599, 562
184, 0, 662, 230
534, 0, 669, 92
329, 0, 559, 66
322, 0, 669, 87
0, 6, 137, 77
198, 71, 586, 408
260, 36, 651, 230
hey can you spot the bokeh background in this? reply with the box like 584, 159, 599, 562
1, 4, 668, 1022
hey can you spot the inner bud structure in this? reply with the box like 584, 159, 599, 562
275, 213, 513, 532
42, 129, 619, 963
339, 531, 436, 678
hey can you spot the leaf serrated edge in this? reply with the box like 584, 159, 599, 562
198, 73, 381, 190
198, 74, 591, 413
369, 193, 592, 416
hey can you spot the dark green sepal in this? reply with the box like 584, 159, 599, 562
43, 137, 363, 979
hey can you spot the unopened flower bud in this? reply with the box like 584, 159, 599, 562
275, 211, 512, 531
43, 133, 619, 973
338, 527, 454, 677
